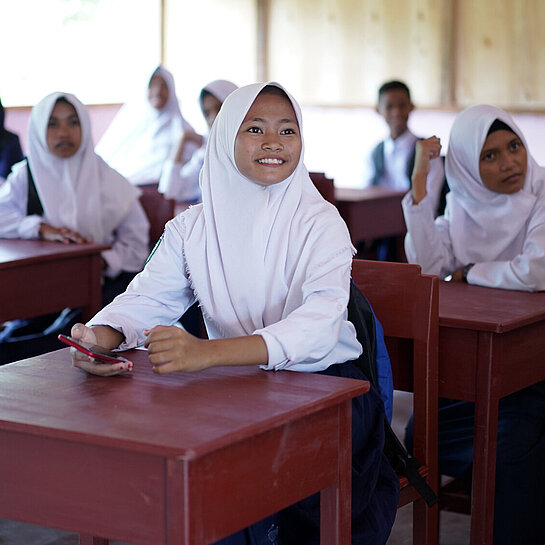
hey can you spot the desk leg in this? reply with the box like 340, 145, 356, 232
79, 536, 109, 545
470, 332, 499, 545
320, 400, 352, 545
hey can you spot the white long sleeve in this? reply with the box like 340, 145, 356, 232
0, 163, 43, 239
0, 162, 149, 278
158, 148, 204, 202
466, 196, 545, 291
403, 191, 545, 291
88, 213, 361, 369
87, 217, 196, 349
402, 191, 458, 278
362, 133, 445, 215
101, 200, 150, 278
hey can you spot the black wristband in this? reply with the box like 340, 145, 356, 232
462, 263, 474, 283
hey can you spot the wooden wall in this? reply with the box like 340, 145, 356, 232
264, 0, 545, 110
454, 1, 545, 109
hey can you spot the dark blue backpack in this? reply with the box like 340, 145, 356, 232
347, 281, 438, 507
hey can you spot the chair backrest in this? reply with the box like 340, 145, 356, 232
351, 259, 438, 510
309, 171, 336, 205
138, 185, 176, 246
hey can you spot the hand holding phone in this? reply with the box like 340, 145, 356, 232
58, 334, 129, 364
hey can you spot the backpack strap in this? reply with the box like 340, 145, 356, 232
436, 156, 450, 217
26, 160, 44, 217
406, 144, 418, 185
348, 281, 438, 507
370, 141, 385, 186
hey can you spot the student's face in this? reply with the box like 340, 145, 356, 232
377, 89, 413, 139
46, 101, 82, 159
201, 94, 223, 129
478, 130, 527, 194
234, 92, 302, 186
148, 75, 169, 110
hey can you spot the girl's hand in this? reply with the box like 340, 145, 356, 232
183, 130, 204, 147
445, 268, 464, 282
39, 223, 92, 244
145, 325, 208, 374
69, 323, 132, 376
411, 136, 442, 204
172, 131, 204, 163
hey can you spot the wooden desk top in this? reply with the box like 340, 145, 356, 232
439, 281, 545, 333
334, 187, 407, 203
0, 239, 110, 269
0, 348, 368, 460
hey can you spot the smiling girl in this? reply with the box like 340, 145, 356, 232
70, 82, 399, 545
403, 104, 545, 291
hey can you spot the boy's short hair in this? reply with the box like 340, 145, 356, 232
378, 80, 411, 102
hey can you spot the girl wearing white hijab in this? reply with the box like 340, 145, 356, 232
0, 92, 150, 293
403, 104, 545, 545
70, 82, 399, 545
96, 65, 197, 185
403, 104, 545, 291
158, 79, 238, 202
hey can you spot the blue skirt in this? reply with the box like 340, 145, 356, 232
405, 380, 545, 545
214, 361, 400, 545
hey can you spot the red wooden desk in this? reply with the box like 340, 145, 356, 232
438, 282, 545, 545
0, 348, 368, 545
0, 239, 109, 323
334, 187, 407, 242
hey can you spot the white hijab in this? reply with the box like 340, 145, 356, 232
445, 104, 544, 264
27, 92, 139, 243
182, 82, 353, 338
96, 65, 194, 184
201, 79, 238, 105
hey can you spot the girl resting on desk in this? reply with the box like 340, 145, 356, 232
96, 65, 198, 186
403, 104, 545, 545
0, 92, 150, 304
158, 79, 238, 203
403, 104, 545, 291
70, 82, 400, 545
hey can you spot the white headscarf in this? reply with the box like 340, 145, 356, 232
445, 104, 543, 264
95, 65, 194, 184
27, 92, 139, 243
201, 79, 238, 105
182, 82, 353, 338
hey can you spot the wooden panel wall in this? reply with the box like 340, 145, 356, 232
265, 0, 545, 110
455, 0, 545, 109
163, 0, 257, 127
267, 0, 450, 107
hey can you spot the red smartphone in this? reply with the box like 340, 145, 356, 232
58, 334, 129, 364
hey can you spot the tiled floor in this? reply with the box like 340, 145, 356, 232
0, 392, 470, 545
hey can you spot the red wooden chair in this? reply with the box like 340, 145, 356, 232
309, 171, 336, 205
351, 259, 439, 545
138, 184, 176, 247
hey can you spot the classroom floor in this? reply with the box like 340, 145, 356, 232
0, 392, 470, 545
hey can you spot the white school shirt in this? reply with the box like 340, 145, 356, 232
95, 66, 195, 185
402, 191, 545, 291
0, 161, 150, 278
88, 210, 361, 371
158, 147, 204, 202
363, 129, 444, 214
158, 80, 238, 203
